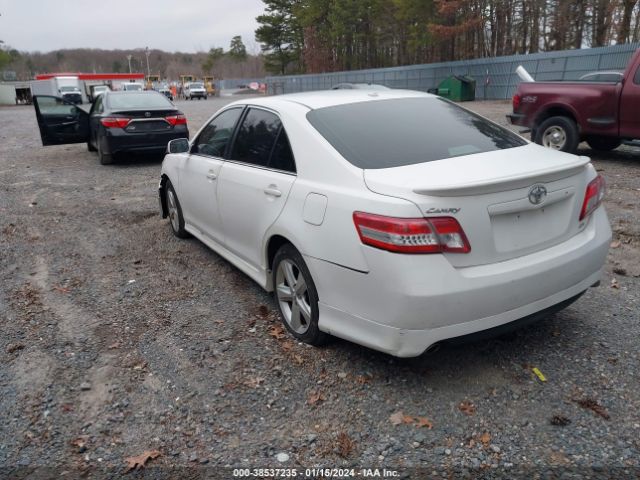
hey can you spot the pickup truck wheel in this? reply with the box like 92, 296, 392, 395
586, 136, 621, 152
535, 116, 579, 153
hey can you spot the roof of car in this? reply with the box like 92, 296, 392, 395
229, 89, 434, 111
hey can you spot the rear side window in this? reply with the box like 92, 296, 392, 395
194, 108, 243, 157
230, 108, 282, 168
306, 97, 527, 169
270, 129, 296, 173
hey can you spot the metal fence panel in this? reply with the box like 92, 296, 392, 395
264, 43, 639, 99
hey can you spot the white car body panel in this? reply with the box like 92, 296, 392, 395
160, 90, 611, 357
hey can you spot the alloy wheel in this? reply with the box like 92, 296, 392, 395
275, 259, 311, 334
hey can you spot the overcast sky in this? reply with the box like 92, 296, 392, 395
0, 0, 266, 53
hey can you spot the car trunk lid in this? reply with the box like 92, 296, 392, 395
363, 144, 592, 267
112, 108, 180, 133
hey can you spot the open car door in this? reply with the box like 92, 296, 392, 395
33, 96, 89, 146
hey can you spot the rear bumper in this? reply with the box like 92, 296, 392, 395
103, 126, 188, 155
307, 207, 611, 357
507, 112, 527, 126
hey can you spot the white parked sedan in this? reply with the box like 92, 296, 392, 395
159, 90, 611, 357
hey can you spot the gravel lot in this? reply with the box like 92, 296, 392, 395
0, 96, 638, 478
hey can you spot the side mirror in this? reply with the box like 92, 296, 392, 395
167, 138, 190, 154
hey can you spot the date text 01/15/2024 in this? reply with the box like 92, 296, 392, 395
232, 468, 400, 478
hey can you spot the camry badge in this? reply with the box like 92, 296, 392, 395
425, 207, 461, 214
528, 184, 547, 205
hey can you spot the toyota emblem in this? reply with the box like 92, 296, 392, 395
144, 111, 151, 118
528, 184, 547, 205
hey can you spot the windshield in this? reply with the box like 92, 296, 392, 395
190, 83, 204, 88
60, 86, 79, 92
124, 84, 143, 91
107, 93, 173, 110
306, 97, 527, 169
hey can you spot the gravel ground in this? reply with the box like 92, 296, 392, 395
0, 97, 638, 479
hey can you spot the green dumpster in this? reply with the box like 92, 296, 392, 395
437, 75, 476, 101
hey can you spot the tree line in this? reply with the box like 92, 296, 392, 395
255, 0, 640, 75
1, 36, 265, 81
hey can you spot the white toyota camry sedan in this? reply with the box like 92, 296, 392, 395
158, 90, 611, 357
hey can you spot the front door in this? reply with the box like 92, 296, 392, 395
218, 107, 297, 270
33, 96, 89, 146
619, 64, 640, 139
179, 107, 244, 243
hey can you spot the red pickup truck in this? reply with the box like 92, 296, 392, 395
508, 48, 640, 153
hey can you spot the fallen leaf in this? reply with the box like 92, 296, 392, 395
458, 400, 476, 416
356, 375, 372, 385
268, 324, 287, 340
414, 416, 433, 429
61, 403, 74, 412
124, 450, 161, 472
611, 278, 619, 289
573, 397, 610, 420
243, 376, 265, 388
307, 390, 326, 406
479, 432, 491, 446
52, 285, 70, 294
389, 411, 414, 425
336, 431, 356, 458
257, 305, 270, 318
108, 342, 120, 349
550, 415, 571, 426
292, 354, 304, 365
610, 240, 621, 249
613, 267, 627, 276
6, 343, 25, 354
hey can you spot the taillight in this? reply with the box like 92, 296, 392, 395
512, 94, 521, 111
166, 114, 187, 126
353, 212, 471, 254
579, 174, 605, 221
100, 117, 130, 128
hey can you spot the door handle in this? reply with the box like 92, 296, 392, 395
264, 186, 282, 197
206, 171, 217, 180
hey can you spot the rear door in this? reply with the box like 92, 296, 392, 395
33, 96, 89, 146
217, 107, 297, 269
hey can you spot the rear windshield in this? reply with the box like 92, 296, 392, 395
108, 93, 172, 110
306, 97, 526, 169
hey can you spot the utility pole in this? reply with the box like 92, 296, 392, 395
126, 54, 132, 73
145, 47, 151, 77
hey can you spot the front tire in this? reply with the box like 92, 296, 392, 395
586, 136, 621, 152
273, 244, 327, 346
535, 116, 579, 153
166, 181, 189, 238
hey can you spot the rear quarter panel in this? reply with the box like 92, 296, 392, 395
515, 82, 620, 137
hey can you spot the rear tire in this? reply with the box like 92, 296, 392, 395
586, 136, 621, 152
165, 180, 189, 238
272, 244, 327, 346
87, 139, 96, 152
97, 137, 113, 165
535, 116, 579, 153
